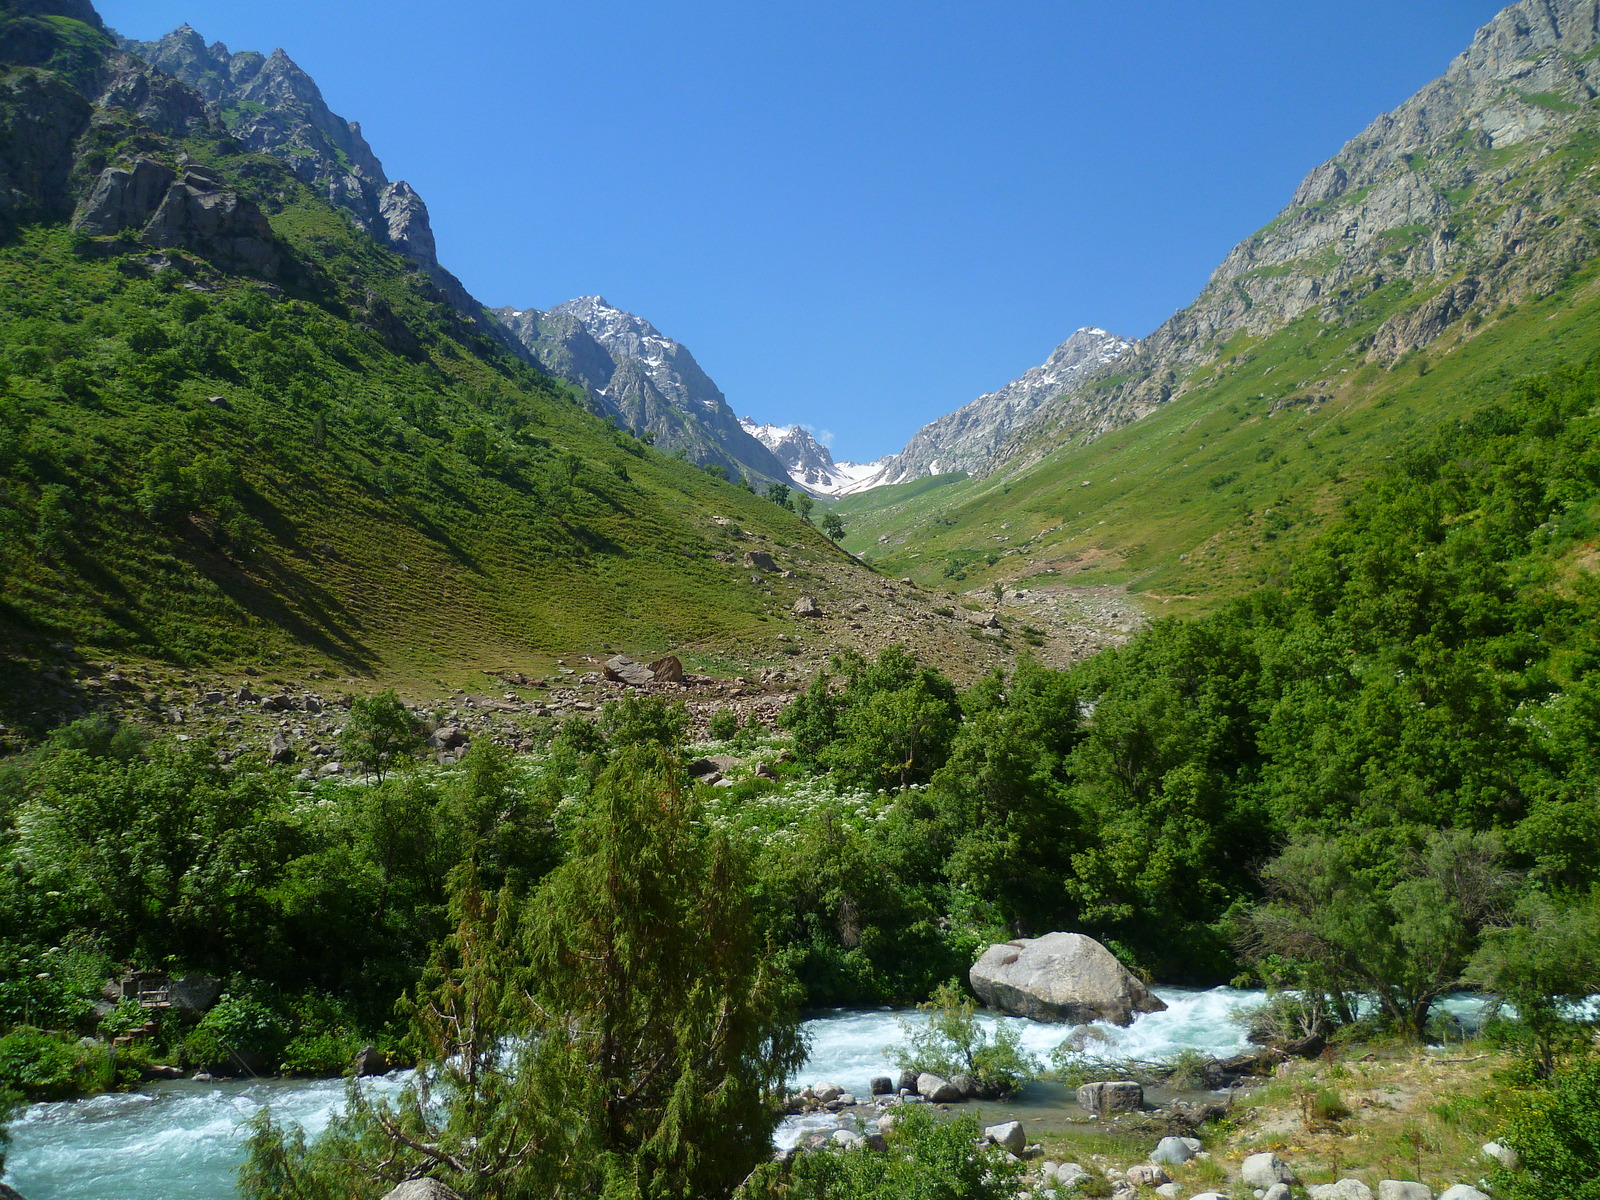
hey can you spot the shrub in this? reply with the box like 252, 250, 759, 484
707, 709, 740, 742
747, 1105, 1026, 1200
184, 994, 289, 1073
1491, 1057, 1600, 1199
0, 1026, 109, 1099
893, 981, 1038, 1096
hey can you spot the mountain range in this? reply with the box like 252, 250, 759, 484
835, 0, 1600, 602
7, 0, 1600, 693
116, 21, 1155, 499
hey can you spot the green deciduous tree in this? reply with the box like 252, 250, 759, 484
821, 512, 845, 541
1465, 892, 1600, 1077
339, 690, 425, 782
1244, 829, 1513, 1038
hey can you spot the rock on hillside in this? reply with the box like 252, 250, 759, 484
739, 419, 888, 496
875, 326, 1132, 484
122, 25, 523, 357
998, 0, 1600, 467
970, 932, 1167, 1025
496, 297, 796, 487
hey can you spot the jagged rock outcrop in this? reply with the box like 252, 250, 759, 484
121, 26, 525, 357
73, 157, 282, 275
495, 297, 796, 486
873, 327, 1131, 484
738, 419, 886, 496
992, 0, 1600, 471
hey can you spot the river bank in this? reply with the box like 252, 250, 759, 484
3, 989, 1262, 1199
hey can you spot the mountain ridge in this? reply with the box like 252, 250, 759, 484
987, 0, 1600, 474
494, 296, 796, 488
120, 23, 532, 361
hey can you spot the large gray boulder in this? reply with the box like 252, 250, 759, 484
1075, 1080, 1142, 1113
1241, 1153, 1297, 1187
382, 1182, 464, 1200
1377, 1183, 1432, 1200
969, 933, 1166, 1025
1437, 1189, 1489, 1200
1309, 1182, 1374, 1200
916, 1072, 961, 1103
1151, 1136, 1202, 1165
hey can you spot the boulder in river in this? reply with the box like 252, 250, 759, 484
968, 932, 1166, 1025
1, 1183, 29, 1200
1075, 1080, 1142, 1113
916, 1072, 961, 1103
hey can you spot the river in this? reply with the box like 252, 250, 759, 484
0, 987, 1474, 1199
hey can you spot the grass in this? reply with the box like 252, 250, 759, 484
834, 116, 1600, 618
0, 130, 858, 710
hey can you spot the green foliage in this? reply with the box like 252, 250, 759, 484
794, 492, 815, 523
1245, 830, 1512, 1037
766, 481, 793, 510
822, 511, 846, 540
893, 981, 1038, 1097
0, 1026, 109, 1100
184, 993, 290, 1072
1492, 1058, 1600, 1200
245, 747, 804, 1200
338, 690, 424, 782
781, 648, 960, 791
1465, 893, 1600, 1076
706, 709, 740, 741
742, 1106, 1025, 1200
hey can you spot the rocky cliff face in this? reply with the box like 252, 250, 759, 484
738, 419, 887, 496
870, 327, 1132, 486
495, 297, 796, 487
996, 0, 1600, 469
0, 3, 290, 274
121, 25, 523, 357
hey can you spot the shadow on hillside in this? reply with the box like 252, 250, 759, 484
178, 507, 377, 671
0, 621, 96, 743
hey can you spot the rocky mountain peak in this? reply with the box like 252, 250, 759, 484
122, 25, 527, 360
738, 420, 888, 497
985, 0, 1600, 474
494, 299, 796, 486
863, 325, 1132, 486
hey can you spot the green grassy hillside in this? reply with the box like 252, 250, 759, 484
839, 255, 1600, 611
0, 11, 858, 707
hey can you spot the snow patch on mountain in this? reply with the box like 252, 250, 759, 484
739, 419, 892, 496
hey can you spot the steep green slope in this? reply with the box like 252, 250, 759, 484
840, 254, 1600, 607
0, 4, 856, 699
840, 63, 1600, 608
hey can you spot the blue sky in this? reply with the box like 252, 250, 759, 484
98, 0, 1507, 461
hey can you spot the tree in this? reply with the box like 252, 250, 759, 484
241, 870, 598, 1199
765, 481, 792, 510
526, 744, 805, 1199
821, 512, 845, 541
1244, 829, 1513, 1038
338, 690, 425, 783
244, 747, 803, 1200
794, 492, 814, 523
1465, 892, 1600, 1077
894, 981, 1037, 1096
781, 648, 960, 791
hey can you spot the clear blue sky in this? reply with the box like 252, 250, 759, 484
98, 0, 1507, 462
